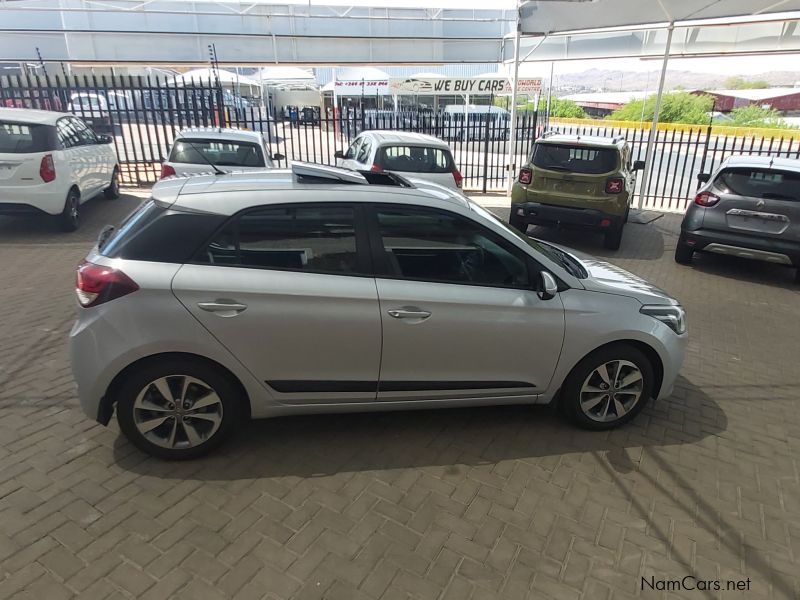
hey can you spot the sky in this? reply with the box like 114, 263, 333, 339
515, 55, 800, 77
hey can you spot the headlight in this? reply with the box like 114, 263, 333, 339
640, 305, 686, 335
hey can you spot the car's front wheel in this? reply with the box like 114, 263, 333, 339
115, 358, 245, 459
560, 344, 654, 430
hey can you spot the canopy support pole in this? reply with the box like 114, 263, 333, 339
638, 22, 673, 210
506, 16, 522, 195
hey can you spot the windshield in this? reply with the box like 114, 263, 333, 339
469, 203, 588, 279
532, 143, 618, 175
714, 167, 800, 201
0, 122, 57, 154
170, 139, 265, 168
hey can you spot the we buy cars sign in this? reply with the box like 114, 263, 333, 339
389, 77, 542, 95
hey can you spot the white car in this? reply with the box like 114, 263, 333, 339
335, 131, 463, 190
161, 128, 284, 179
0, 108, 120, 231
67, 93, 112, 132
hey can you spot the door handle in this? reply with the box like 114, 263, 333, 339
197, 301, 248, 316
387, 308, 431, 320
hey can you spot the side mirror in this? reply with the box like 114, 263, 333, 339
272, 153, 285, 161
633, 160, 645, 171
96, 134, 113, 144
697, 172, 710, 183
537, 271, 558, 301
334, 150, 345, 160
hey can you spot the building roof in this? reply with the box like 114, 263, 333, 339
562, 91, 651, 105
704, 88, 800, 101
0, 107, 67, 125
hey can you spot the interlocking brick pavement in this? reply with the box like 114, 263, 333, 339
0, 194, 799, 599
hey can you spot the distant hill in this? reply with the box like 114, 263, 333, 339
554, 68, 799, 94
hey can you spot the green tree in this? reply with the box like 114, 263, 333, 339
539, 97, 586, 118
609, 92, 714, 124
725, 77, 770, 89
728, 105, 791, 128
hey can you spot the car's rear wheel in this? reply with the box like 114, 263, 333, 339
116, 358, 245, 459
603, 223, 624, 250
560, 344, 653, 430
674, 240, 694, 264
104, 167, 120, 200
58, 188, 80, 232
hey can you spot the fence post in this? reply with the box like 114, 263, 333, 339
482, 115, 491, 194
697, 124, 713, 181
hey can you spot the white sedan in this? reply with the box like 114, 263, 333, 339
160, 127, 284, 179
335, 130, 463, 190
0, 108, 119, 231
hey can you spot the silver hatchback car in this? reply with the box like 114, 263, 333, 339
676, 155, 800, 281
70, 164, 687, 459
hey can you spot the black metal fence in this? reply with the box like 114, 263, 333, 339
3, 74, 800, 211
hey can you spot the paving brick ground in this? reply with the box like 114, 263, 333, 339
0, 193, 799, 599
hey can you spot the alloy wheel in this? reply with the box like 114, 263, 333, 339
579, 359, 643, 423
133, 375, 223, 449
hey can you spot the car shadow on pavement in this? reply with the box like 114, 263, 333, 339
680, 251, 799, 290
113, 375, 726, 481
0, 193, 143, 245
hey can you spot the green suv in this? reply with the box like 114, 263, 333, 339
510, 133, 644, 250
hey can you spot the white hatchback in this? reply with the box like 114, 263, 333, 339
335, 131, 463, 190
0, 108, 120, 231
161, 127, 284, 179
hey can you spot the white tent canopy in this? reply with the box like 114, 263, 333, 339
172, 68, 261, 89
520, 0, 800, 34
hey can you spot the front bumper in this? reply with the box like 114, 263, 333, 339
511, 201, 623, 230
681, 228, 800, 268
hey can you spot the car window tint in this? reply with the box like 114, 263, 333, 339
0, 122, 56, 153
532, 143, 618, 174
57, 118, 82, 148
378, 146, 452, 173
376, 206, 528, 287
344, 137, 362, 160
169, 139, 264, 167
202, 206, 360, 274
356, 139, 372, 164
71, 118, 97, 145
714, 168, 800, 202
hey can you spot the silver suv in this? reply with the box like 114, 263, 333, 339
676, 155, 800, 282
70, 164, 687, 459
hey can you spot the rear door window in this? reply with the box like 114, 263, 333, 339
377, 145, 453, 173
713, 168, 800, 202
532, 143, 618, 174
0, 122, 57, 153
169, 139, 265, 167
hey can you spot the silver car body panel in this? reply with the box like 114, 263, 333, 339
70, 168, 687, 422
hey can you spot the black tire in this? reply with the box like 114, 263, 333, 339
603, 223, 624, 250
104, 167, 120, 200
794, 268, 800, 284
115, 358, 246, 460
559, 343, 654, 431
674, 241, 694, 264
624, 206, 630, 223
58, 188, 80, 232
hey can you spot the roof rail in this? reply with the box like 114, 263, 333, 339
612, 135, 625, 143
291, 162, 368, 185
541, 130, 559, 138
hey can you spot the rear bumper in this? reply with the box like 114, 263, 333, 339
680, 227, 800, 267
511, 201, 623, 230
0, 185, 67, 216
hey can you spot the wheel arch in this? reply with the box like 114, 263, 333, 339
98, 351, 252, 425
554, 338, 664, 406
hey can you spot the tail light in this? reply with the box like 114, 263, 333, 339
452, 168, 463, 189
605, 177, 624, 194
370, 163, 382, 172
695, 191, 720, 207
518, 168, 533, 185
39, 154, 56, 183
75, 260, 139, 308
160, 163, 176, 179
